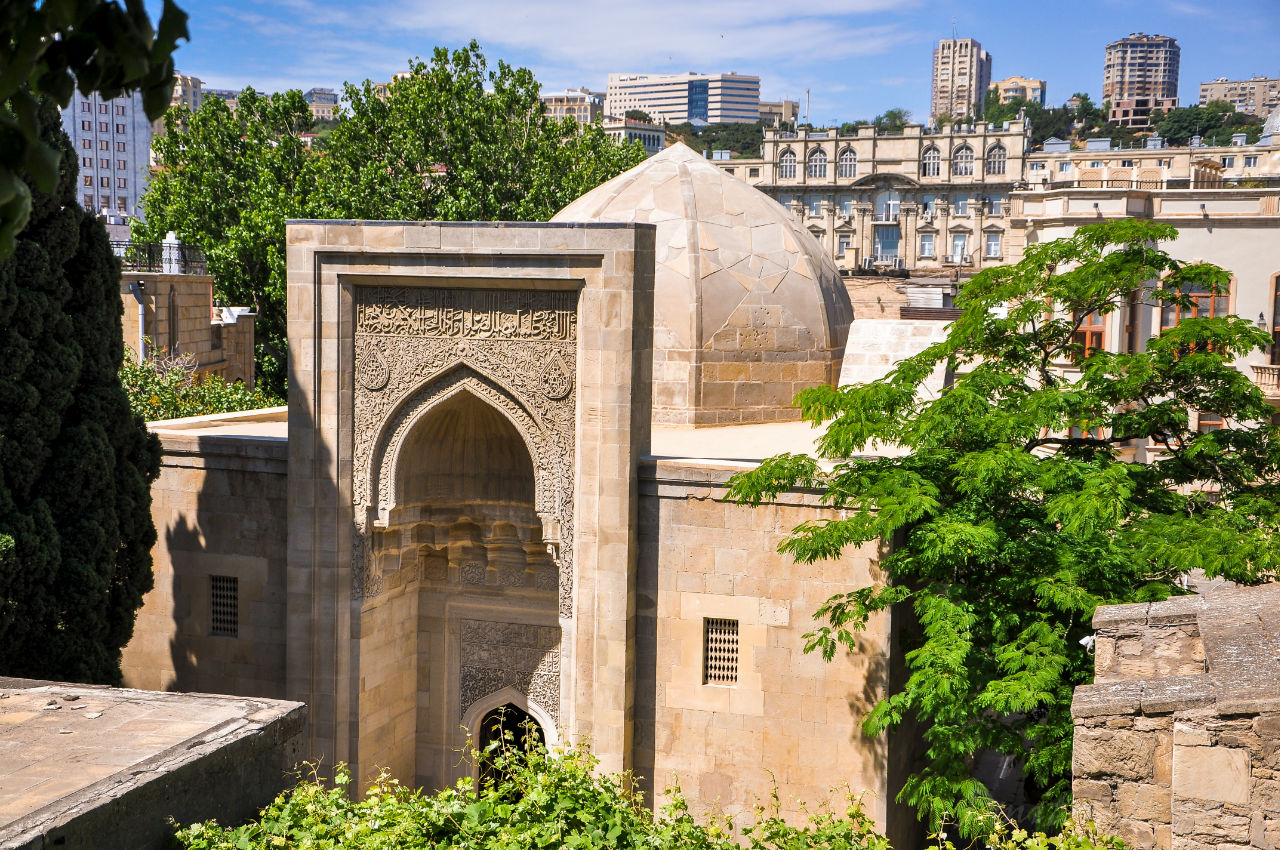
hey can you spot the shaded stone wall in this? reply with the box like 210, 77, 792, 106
635, 459, 910, 844
1072, 584, 1280, 850
121, 415, 289, 697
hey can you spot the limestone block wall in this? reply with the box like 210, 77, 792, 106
697, 296, 843, 425
1072, 584, 1280, 850
635, 459, 904, 842
120, 415, 289, 697
119, 272, 255, 385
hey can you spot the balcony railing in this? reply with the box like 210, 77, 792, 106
111, 241, 207, 275
1253, 364, 1280, 401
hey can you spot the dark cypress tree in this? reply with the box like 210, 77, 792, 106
0, 98, 161, 684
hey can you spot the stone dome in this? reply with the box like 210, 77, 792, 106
553, 143, 852, 426
1263, 107, 1280, 141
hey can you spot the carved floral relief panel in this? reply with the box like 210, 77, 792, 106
351, 285, 579, 616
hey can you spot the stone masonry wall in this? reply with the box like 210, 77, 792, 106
635, 459, 906, 844
1072, 584, 1280, 850
120, 417, 289, 698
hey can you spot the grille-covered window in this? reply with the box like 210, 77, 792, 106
703, 618, 739, 685
210, 575, 238, 637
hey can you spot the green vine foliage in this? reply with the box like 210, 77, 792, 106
173, 737, 1122, 850
728, 219, 1280, 837
119, 347, 282, 422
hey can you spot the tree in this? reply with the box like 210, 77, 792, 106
142, 44, 645, 393
625, 109, 653, 122
137, 89, 317, 397
728, 220, 1280, 837
0, 0, 188, 257
873, 108, 911, 133
315, 42, 645, 222
0, 100, 161, 683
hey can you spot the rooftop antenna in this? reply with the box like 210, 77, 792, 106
952, 17, 958, 39
805, 88, 810, 126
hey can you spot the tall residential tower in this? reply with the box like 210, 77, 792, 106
61, 90, 153, 218
931, 38, 992, 124
1103, 33, 1180, 128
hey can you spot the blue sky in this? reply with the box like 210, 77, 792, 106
164, 0, 1279, 124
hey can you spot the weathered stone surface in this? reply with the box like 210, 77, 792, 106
1075, 728, 1158, 780
1117, 783, 1171, 821
1174, 745, 1251, 805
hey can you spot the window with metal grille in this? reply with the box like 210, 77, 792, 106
703, 618, 738, 685
210, 575, 238, 637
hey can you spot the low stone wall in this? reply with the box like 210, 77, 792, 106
1072, 584, 1280, 850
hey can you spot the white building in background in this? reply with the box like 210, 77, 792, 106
602, 118, 666, 157
605, 72, 760, 125
541, 88, 604, 124
61, 90, 153, 219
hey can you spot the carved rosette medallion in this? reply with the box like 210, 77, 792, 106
351, 286, 578, 618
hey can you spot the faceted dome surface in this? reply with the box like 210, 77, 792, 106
553, 143, 852, 426
554, 142, 850, 353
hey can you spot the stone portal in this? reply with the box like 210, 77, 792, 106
285, 221, 654, 787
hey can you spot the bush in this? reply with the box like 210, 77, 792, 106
119, 347, 282, 422
173, 736, 1124, 850
173, 738, 891, 850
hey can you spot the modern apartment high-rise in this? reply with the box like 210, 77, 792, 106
152, 73, 203, 136
1199, 76, 1280, 117
931, 38, 993, 124
992, 75, 1047, 106
61, 90, 153, 219
1103, 33, 1180, 128
604, 72, 760, 124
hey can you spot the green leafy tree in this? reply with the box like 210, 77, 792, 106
728, 220, 1280, 837
0, 0, 187, 256
0, 100, 161, 683
316, 42, 644, 222
625, 109, 653, 122
136, 88, 317, 397
873, 108, 911, 133
141, 43, 645, 393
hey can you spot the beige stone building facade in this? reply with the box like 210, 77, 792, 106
118, 263, 256, 386
993, 75, 1047, 106
541, 88, 603, 124
1199, 76, 1280, 117
115, 148, 924, 843
930, 38, 992, 124
717, 120, 1030, 274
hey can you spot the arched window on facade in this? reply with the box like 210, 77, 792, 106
779, 150, 797, 179
807, 148, 828, 179
837, 148, 857, 179
922, 146, 941, 177
986, 144, 1007, 176
953, 145, 975, 177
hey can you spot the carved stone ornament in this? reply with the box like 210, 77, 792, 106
351, 285, 578, 618
459, 619, 561, 724
540, 352, 573, 400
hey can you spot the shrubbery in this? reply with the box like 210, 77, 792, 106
119, 347, 282, 422
173, 737, 1121, 850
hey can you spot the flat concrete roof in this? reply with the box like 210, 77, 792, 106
0, 678, 304, 839
145, 408, 907, 467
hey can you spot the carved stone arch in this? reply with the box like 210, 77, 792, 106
462, 685, 561, 750
367, 364, 552, 527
